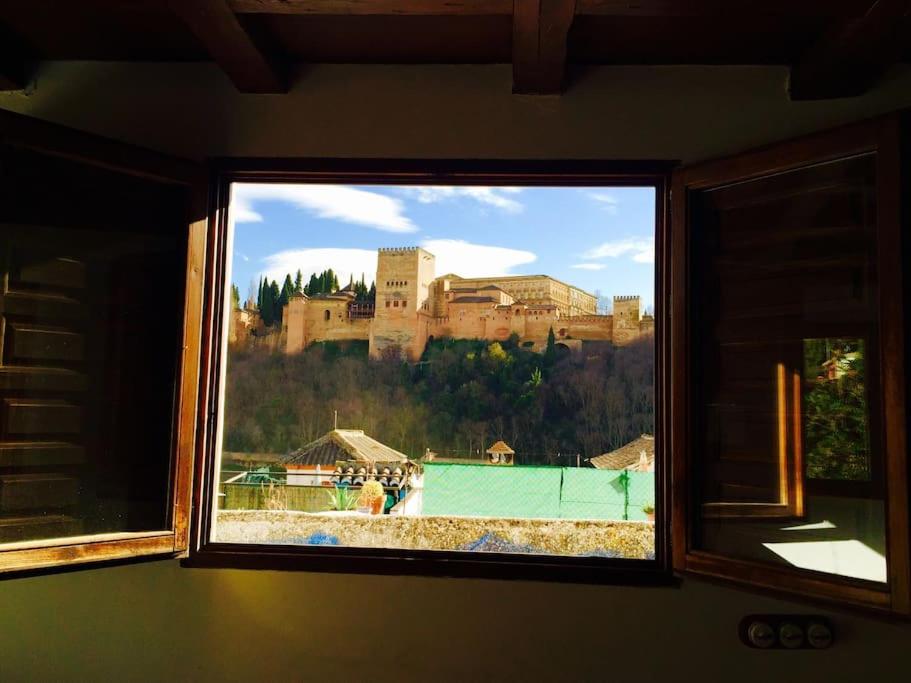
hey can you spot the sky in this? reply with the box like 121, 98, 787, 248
229, 183, 656, 311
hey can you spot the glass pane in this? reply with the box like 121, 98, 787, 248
804, 338, 870, 481
692, 154, 887, 585
212, 183, 658, 562
0, 146, 187, 543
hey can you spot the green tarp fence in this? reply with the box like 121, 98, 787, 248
422, 463, 654, 521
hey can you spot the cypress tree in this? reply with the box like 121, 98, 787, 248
545, 326, 557, 364
231, 284, 241, 310
294, 269, 303, 294
270, 280, 281, 326
260, 279, 274, 326
306, 273, 319, 296
256, 276, 263, 310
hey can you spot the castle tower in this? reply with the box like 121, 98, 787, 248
370, 247, 436, 360
612, 295, 642, 345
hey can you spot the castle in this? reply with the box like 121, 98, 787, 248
235, 246, 653, 360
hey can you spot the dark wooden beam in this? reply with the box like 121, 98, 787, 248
789, 0, 911, 100
512, 0, 577, 94
228, 0, 513, 14
170, 0, 288, 93
227, 0, 862, 17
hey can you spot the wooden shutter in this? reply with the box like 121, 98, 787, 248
671, 113, 910, 614
0, 110, 207, 573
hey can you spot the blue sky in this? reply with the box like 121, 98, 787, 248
229, 183, 656, 311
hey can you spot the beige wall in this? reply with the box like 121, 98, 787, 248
2, 61, 911, 682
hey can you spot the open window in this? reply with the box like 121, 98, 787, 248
671, 114, 910, 614
0, 111, 205, 573
188, 161, 671, 581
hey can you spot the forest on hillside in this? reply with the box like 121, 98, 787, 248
223, 334, 654, 464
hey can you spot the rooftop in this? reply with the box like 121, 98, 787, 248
589, 435, 655, 471
283, 429, 409, 467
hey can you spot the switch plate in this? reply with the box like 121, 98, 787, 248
739, 615, 834, 650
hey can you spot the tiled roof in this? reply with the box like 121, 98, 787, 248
589, 435, 655, 471
283, 429, 409, 467
451, 296, 497, 304
486, 440, 515, 455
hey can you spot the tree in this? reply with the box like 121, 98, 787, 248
545, 326, 557, 363
294, 269, 303, 295
270, 280, 282, 326
260, 279, 275, 326
256, 276, 263, 310
306, 273, 319, 296
230, 283, 241, 310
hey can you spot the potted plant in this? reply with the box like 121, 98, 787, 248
642, 503, 655, 522
358, 480, 386, 515
324, 485, 358, 513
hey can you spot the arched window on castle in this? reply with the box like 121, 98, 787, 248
324, 310, 330, 321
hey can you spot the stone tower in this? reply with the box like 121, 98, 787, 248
612, 295, 642, 345
369, 247, 436, 360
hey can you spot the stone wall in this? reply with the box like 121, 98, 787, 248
215, 509, 655, 559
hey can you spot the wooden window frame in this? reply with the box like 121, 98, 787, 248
0, 110, 207, 575
670, 113, 911, 615
185, 159, 675, 585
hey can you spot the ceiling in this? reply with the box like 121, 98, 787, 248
1, 0, 909, 98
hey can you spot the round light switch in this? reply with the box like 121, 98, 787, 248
747, 621, 776, 649
807, 622, 834, 649
779, 622, 805, 649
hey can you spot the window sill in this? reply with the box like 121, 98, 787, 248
183, 541, 677, 586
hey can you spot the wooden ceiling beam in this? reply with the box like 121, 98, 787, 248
226, 0, 863, 17
170, 0, 288, 93
577, 0, 868, 18
228, 0, 513, 14
512, 0, 577, 94
789, 0, 911, 100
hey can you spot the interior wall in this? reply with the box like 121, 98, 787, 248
2, 62, 911, 682
2, 62, 911, 163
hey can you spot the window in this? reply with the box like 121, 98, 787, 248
192, 161, 669, 581
0, 109, 203, 575
324, 309, 331, 321
672, 115, 910, 614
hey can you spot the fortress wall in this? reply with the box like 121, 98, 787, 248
285, 298, 308, 353
370, 304, 423, 359
510, 310, 527, 338
446, 305, 488, 340
525, 311, 561, 339
484, 309, 516, 342
563, 315, 614, 341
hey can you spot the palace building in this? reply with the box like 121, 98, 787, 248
267, 246, 653, 361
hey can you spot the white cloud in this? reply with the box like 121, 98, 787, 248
584, 237, 654, 264
401, 186, 524, 213
261, 248, 378, 288
571, 263, 606, 270
586, 191, 620, 215
421, 239, 536, 277
231, 183, 417, 233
